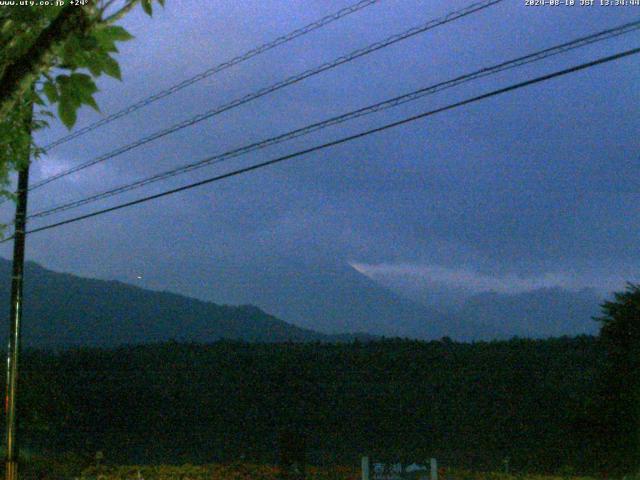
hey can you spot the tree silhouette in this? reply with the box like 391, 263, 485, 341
594, 283, 640, 473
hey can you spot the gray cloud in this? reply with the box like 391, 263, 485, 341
350, 261, 637, 296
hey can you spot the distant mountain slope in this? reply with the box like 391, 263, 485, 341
346, 267, 604, 340
0, 259, 368, 348
193, 259, 602, 341
451, 287, 602, 340
193, 259, 455, 339
0, 258, 604, 346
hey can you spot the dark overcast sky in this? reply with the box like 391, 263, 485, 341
1, 0, 638, 312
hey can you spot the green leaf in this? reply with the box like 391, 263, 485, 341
85, 95, 100, 112
60, 36, 85, 68
141, 0, 153, 16
157, 0, 165, 6
93, 35, 118, 54
58, 98, 77, 129
92, 25, 132, 53
78, 34, 99, 51
102, 25, 134, 42
58, 77, 80, 109
69, 73, 98, 96
86, 56, 104, 76
42, 81, 58, 103
58, 74, 99, 113
101, 55, 122, 80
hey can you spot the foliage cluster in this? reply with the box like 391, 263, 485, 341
590, 284, 640, 473
0, 0, 163, 198
5, 337, 604, 474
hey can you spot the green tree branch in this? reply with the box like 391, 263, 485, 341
0, 5, 93, 120
0, 0, 164, 202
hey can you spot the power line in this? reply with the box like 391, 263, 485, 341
28, 0, 504, 192
11, 46, 639, 241
33, 0, 502, 188
41, 0, 382, 151
27, 19, 640, 221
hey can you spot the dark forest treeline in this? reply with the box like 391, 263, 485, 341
6, 336, 605, 473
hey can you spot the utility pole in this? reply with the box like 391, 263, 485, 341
4, 99, 32, 480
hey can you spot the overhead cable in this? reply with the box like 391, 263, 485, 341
28, 19, 640, 220
41, 0, 382, 151
12, 46, 639, 240
29, 0, 504, 191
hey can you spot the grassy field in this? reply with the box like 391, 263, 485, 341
72, 464, 599, 480
78, 463, 357, 479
